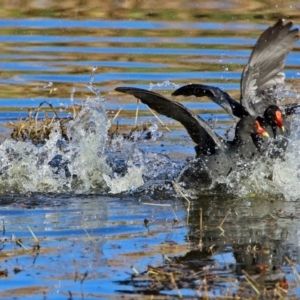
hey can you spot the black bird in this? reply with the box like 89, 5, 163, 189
115, 87, 269, 180
173, 84, 286, 137
172, 19, 300, 140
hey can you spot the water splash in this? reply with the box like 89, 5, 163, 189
0, 85, 184, 194
104, 104, 300, 199
0, 95, 111, 194
104, 142, 183, 194
1, 77, 299, 198
264, 116, 300, 200
103, 161, 145, 194
149, 80, 179, 90
86, 66, 100, 96
216, 114, 300, 201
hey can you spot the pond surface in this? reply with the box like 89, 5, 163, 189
0, 0, 300, 298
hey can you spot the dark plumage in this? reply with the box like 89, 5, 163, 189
114, 20, 299, 184
172, 84, 292, 138
172, 19, 300, 140
115, 87, 269, 179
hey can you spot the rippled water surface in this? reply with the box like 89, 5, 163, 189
1, 0, 300, 298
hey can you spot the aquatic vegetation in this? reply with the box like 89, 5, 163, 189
8, 101, 76, 145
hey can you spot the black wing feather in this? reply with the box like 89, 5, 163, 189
241, 19, 299, 115
115, 87, 225, 155
172, 84, 249, 118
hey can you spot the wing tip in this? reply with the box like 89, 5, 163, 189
115, 86, 128, 92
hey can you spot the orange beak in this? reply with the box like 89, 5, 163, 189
275, 110, 285, 132
255, 120, 269, 137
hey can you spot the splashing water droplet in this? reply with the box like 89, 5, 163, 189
149, 80, 180, 90
43, 82, 53, 89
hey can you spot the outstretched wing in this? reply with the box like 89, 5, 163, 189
115, 87, 225, 155
172, 83, 249, 119
241, 19, 299, 115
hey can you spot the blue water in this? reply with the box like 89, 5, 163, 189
0, 7, 299, 299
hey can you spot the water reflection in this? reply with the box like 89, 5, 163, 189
0, 194, 188, 299
119, 196, 300, 298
